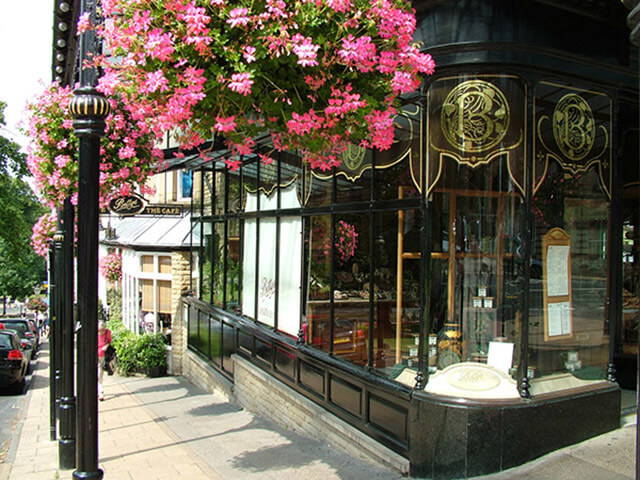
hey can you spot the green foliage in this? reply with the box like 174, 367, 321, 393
0, 102, 45, 300
112, 328, 138, 376
106, 287, 122, 324
0, 101, 27, 177
135, 334, 168, 370
104, 287, 167, 375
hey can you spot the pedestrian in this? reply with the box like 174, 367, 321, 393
97, 321, 112, 401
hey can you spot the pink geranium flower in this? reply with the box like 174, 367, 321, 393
228, 73, 253, 95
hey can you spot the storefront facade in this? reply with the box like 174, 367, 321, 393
179, 1, 638, 478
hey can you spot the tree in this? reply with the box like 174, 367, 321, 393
0, 101, 46, 313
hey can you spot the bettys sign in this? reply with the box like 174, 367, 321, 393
108, 195, 145, 216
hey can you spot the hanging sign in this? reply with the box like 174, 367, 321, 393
108, 194, 145, 216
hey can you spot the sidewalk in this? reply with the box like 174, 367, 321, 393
4, 343, 401, 480
4, 341, 638, 479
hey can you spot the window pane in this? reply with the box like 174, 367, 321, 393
158, 256, 171, 274
212, 222, 225, 307
528, 166, 609, 394
227, 219, 241, 313
375, 104, 422, 201
215, 169, 226, 216
373, 210, 421, 379
141, 255, 154, 273
158, 280, 172, 313
427, 156, 525, 382
141, 279, 154, 311
335, 151, 372, 204
306, 166, 332, 207
277, 213, 303, 337
181, 170, 193, 198
306, 215, 332, 353
333, 214, 370, 366
202, 223, 212, 303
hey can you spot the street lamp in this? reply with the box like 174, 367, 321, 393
70, 0, 109, 478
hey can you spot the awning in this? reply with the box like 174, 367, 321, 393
100, 214, 198, 250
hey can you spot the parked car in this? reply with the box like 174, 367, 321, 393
0, 319, 39, 356
0, 330, 29, 394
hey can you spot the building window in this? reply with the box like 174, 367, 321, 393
138, 254, 173, 334
178, 170, 193, 199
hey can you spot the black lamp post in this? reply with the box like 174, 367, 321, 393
48, 240, 57, 442
622, 4, 640, 480
53, 224, 64, 433
70, 0, 109, 478
58, 198, 76, 469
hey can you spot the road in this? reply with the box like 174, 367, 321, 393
0, 349, 34, 464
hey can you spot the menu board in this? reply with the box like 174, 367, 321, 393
546, 246, 570, 297
542, 228, 573, 341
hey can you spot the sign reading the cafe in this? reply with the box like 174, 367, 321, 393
143, 205, 183, 216
108, 194, 145, 216
105, 197, 184, 217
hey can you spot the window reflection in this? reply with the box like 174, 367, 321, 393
528, 166, 609, 393
306, 215, 332, 354
428, 157, 525, 376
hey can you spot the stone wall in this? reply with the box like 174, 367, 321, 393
170, 251, 191, 375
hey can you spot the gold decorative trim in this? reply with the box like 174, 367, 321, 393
69, 94, 110, 118
243, 175, 298, 197
308, 103, 423, 195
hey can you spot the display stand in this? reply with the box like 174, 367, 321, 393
542, 227, 574, 341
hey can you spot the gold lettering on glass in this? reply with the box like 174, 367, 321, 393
441, 80, 510, 157
552, 93, 595, 162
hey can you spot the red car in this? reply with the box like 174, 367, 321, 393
0, 330, 29, 394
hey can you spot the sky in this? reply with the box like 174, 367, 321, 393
0, 2, 53, 147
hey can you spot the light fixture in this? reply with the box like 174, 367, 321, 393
55, 65, 64, 74
59, 2, 70, 12
56, 53, 65, 63
57, 38, 66, 48
58, 22, 68, 32
55, 76, 63, 83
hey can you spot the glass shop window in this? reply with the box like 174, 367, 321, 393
528, 165, 610, 394
305, 215, 333, 353
201, 222, 213, 303
212, 222, 225, 306
427, 157, 526, 381
242, 184, 302, 336
332, 214, 371, 366
373, 209, 422, 380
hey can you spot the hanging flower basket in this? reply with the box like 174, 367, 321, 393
97, 0, 435, 170
31, 212, 57, 257
100, 252, 123, 283
24, 83, 161, 209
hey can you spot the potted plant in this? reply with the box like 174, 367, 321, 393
135, 333, 168, 377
